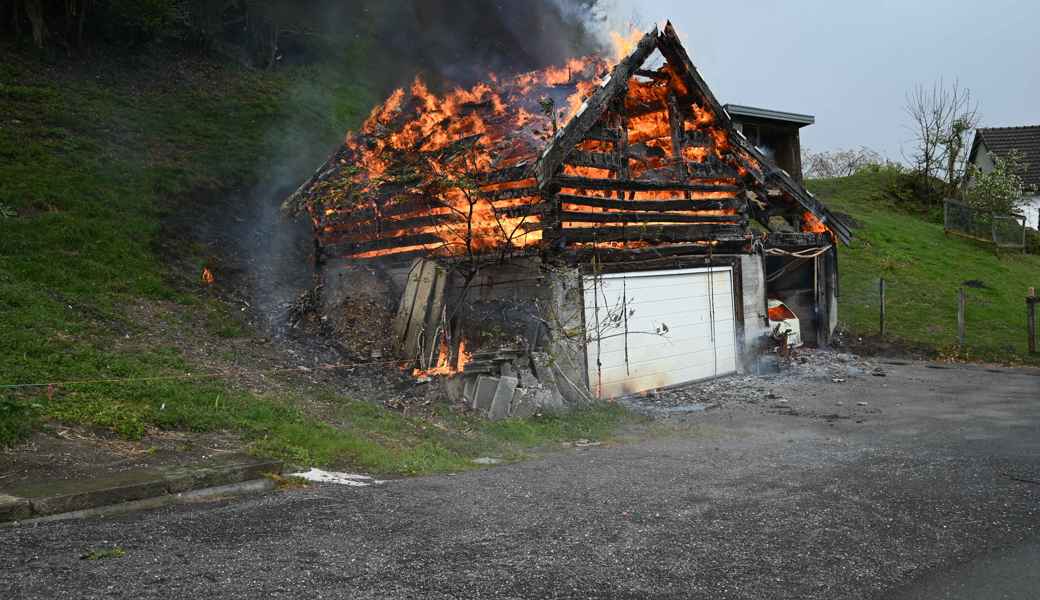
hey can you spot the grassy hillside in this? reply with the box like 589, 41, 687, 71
0, 42, 637, 462
809, 170, 1040, 365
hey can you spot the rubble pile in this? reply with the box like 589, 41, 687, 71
622, 348, 886, 417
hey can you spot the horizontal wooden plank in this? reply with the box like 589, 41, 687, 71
563, 150, 617, 170
555, 175, 741, 193
559, 211, 744, 225
560, 224, 747, 244
321, 214, 453, 240
558, 194, 744, 213
583, 125, 622, 143
325, 232, 444, 256
559, 243, 750, 264
685, 161, 740, 179
479, 186, 541, 201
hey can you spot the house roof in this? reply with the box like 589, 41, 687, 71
969, 125, 1040, 188
288, 21, 851, 258
535, 22, 849, 243
722, 104, 815, 127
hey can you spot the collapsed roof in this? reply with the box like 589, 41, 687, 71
287, 22, 850, 262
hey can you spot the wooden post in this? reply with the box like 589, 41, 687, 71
879, 278, 886, 338
957, 287, 966, 347
1028, 287, 1037, 354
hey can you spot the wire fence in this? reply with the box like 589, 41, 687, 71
944, 199, 1026, 249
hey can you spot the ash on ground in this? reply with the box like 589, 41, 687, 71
621, 348, 888, 418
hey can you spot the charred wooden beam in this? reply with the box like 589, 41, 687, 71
555, 175, 740, 193
563, 150, 617, 170
666, 91, 686, 180
685, 160, 740, 179
634, 68, 670, 81
560, 211, 744, 225
558, 194, 744, 213
561, 224, 747, 244
479, 186, 541, 201
557, 242, 750, 265
479, 164, 532, 185
535, 27, 659, 187
320, 214, 453, 242
583, 125, 622, 143
764, 232, 833, 248
325, 232, 444, 256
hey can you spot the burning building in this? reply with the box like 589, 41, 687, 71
286, 23, 851, 416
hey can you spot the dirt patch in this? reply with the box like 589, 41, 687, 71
0, 423, 242, 490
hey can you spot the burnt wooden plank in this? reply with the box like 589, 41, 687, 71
764, 232, 833, 248
584, 125, 622, 143
321, 213, 453, 239
558, 194, 743, 212
325, 232, 444, 255
634, 68, 669, 81
558, 242, 750, 264
685, 160, 740, 179
555, 175, 740, 193
560, 211, 744, 224
666, 91, 686, 180
478, 164, 532, 185
535, 27, 658, 186
479, 186, 541, 201
564, 150, 617, 170
561, 224, 747, 244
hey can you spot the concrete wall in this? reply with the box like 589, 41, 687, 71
740, 253, 771, 362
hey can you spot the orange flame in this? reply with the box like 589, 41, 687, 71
201, 268, 214, 285
609, 28, 644, 62
802, 211, 829, 234
413, 339, 472, 378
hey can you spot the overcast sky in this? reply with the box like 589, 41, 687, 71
600, 0, 1039, 160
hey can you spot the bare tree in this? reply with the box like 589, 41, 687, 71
904, 79, 979, 200
802, 146, 884, 179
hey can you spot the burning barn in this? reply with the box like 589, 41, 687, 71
286, 24, 850, 416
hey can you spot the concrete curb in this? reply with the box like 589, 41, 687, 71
0, 457, 281, 525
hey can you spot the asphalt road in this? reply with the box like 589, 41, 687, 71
3, 361, 1039, 599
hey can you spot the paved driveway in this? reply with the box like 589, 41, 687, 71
3, 362, 1039, 599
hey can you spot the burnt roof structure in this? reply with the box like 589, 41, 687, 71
288, 23, 850, 263
969, 125, 1040, 188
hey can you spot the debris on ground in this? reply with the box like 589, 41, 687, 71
620, 348, 887, 417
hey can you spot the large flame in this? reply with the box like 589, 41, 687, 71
304, 27, 781, 261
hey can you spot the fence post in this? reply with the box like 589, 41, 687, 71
879, 278, 886, 338
957, 287, 966, 347
1028, 287, 1037, 355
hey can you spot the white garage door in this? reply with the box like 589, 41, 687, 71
583, 267, 737, 398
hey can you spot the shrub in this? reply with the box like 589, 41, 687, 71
0, 397, 38, 447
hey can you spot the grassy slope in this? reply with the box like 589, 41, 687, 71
809, 170, 1040, 364
0, 42, 637, 465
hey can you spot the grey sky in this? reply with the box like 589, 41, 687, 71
602, 0, 1039, 161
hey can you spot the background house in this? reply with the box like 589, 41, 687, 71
967, 125, 1040, 229
725, 104, 815, 182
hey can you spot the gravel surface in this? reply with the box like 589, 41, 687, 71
2, 358, 1039, 599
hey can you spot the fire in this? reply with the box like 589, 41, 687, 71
303, 24, 791, 262
610, 28, 644, 62
201, 267, 214, 285
413, 338, 472, 378
802, 211, 829, 234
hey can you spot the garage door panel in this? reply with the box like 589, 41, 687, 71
585, 295, 735, 330
584, 267, 737, 399
592, 322, 737, 356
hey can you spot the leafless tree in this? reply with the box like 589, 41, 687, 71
904, 79, 979, 199
802, 146, 884, 179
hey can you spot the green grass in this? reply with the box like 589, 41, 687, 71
0, 40, 639, 466
809, 169, 1040, 364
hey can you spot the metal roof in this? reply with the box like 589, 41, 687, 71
723, 104, 815, 127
